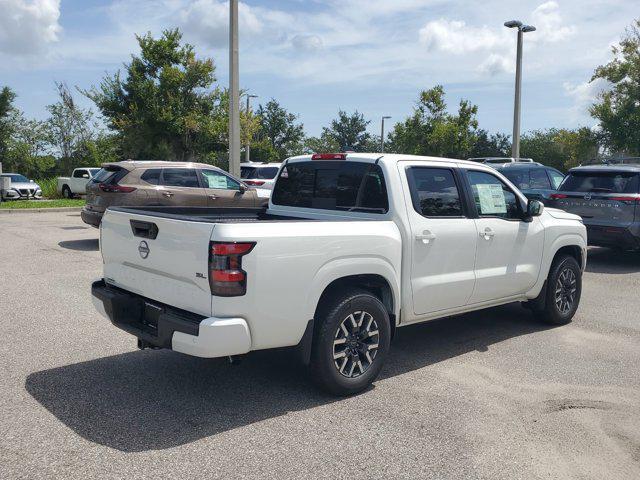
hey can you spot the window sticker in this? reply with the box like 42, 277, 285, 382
477, 184, 507, 214
205, 173, 228, 189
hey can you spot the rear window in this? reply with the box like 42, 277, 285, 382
499, 169, 529, 189
241, 166, 279, 179
140, 169, 161, 185
272, 161, 388, 213
90, 167, 127, 185
559, 171, 640, 194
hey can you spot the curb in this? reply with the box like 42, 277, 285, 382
0, 207, 83, 214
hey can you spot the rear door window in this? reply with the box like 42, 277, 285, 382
406, 167, 463, 217
529, 169, 552, 189
272, 161, 388, 213
140, 169, 161, 185
559, 171, 640, 193
161, 168, 200, 188
73, 169, 88, 178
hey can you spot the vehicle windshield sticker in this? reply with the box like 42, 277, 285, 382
477, 184, 507, 214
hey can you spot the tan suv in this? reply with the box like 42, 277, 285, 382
81, 160, 265, 227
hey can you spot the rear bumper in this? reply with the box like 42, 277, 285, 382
81, 207, 103, 227
585, 223, 640, 250
91, 279, 251, 358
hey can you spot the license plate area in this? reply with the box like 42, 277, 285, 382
141, 301, 163, 334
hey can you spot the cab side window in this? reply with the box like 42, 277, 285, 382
467, 170, 521, 220
201, 170, 241, 190
73, 169, 88, 178
140, 169, 161, 185
406, 167, 464, 217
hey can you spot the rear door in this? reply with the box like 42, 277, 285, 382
72, 169, 89, 193
199, 169, 257, 207
399, 161, 478, 315
100, 209, 215, 316
157, 168, 206, 206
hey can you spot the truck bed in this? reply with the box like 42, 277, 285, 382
108, 206, 348, 223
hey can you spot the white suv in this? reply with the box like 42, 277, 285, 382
240, 162, 282, 195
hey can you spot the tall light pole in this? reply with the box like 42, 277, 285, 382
504, 20, 535, 159
228, 0, 241, 177
245, 94, 258, 163
380, 116, 391, 153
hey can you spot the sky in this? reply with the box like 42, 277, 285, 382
0, 0, 636, 138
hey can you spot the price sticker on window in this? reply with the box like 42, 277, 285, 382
477, 184, 507, 214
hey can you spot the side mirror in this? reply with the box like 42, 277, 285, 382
238, 183, 247, 193
30, 179, 34, 183
526, 199, 544, 220
82, 174, 89, 179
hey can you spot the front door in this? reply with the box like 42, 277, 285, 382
157, 168, 206, 206
400, 162, 478, 316
199, 169, 257, 207
464, 169, 545, 304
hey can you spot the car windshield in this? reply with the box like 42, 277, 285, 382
241, 166, 280, 180
559, 171, 640, 193
2, 174, 29, 182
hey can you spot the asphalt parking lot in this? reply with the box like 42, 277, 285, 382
1, 210, 639, 479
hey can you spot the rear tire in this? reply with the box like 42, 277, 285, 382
533, 254, 582, 325
62, 185, 73, 199
310, 289, 391, 396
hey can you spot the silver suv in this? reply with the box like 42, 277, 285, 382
550, 165, 640, 250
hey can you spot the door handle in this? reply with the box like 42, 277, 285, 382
208, 194, 217, 200
479, 228, 495, 240
415, 231, 436, 244
162, 192, 174, 198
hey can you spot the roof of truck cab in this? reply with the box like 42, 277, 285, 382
285, 153, 483, 168
101, 160, 224, 171
570, 164, 640, 173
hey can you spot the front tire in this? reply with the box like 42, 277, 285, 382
62, 185, 73, 199
533, 254, 582, 325
310, 289, 391, 396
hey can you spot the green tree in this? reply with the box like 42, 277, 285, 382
305, 110, 371, 153
47, 82, 98, 172
387, 86, 479, 158
0, 86, 17, 158
4, 114, 55, 178
520, 128, 599, 171
590, 19, 640, 155
254, 99, 304, 161
84, 28, 223, 161
468, 130, 511, 158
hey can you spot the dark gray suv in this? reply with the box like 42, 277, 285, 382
549, 165, 640, 250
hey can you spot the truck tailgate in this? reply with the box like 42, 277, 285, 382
100, 209, 214, 316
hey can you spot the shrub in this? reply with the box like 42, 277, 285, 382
35, 177, 62, 199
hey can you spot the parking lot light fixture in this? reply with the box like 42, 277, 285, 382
504, 20, 536, 159
380, 116, 391, 153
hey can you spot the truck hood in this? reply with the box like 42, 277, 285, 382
545, 207, 582, 222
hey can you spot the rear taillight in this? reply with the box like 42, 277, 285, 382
610, 196, 640, 203
550, 193, 568, 200
99, 183, 137, 193
244, 180, 265, 186
209, 242, 255, 296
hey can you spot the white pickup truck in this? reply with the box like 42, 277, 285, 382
57, 167, 101, 198
92, 153, 587, 395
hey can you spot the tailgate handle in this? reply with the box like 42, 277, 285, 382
130, 220, 159, 239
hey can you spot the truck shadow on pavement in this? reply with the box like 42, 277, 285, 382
585, 247, 640, 274
25, 303, 553, 453
57, 239, 99, 251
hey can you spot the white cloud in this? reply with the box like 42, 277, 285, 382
531, 1, 577, 42
564, 77, 609, 119
478, 53, 514, 76
180, 0, 263, 48
291, 34, 323, 52
0, 0, 61, 55
419, 19, 503, 54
